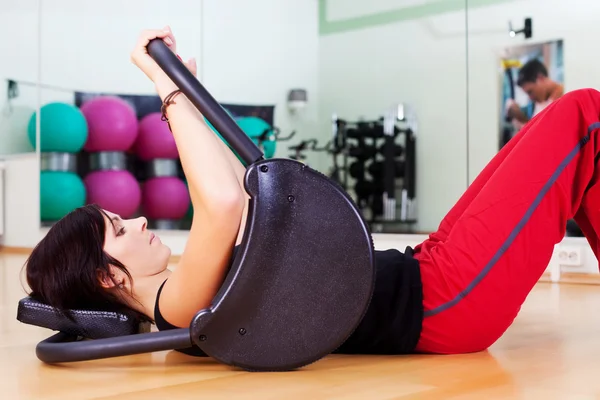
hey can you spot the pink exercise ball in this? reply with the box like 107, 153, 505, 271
142, 177, 190, 220
80, 96, 139, 152
135, 112, 179, 161
84, 170, 142, 218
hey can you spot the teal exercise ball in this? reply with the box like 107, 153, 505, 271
236, 116, 276, 158
28, 102, 88, 152
40, 171, 86, 221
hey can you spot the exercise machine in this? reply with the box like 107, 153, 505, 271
16, 39, 376, 372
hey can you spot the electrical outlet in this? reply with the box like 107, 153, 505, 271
554, 245, 583, 267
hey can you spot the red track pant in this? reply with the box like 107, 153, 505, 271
413, 88, 600, 354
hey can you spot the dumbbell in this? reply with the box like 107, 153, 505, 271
375, 118, 410, 137
348, 145, 377, 160
378, 143, 404, 157
371, 193, 384, 216
368, 161, 405, 179
372, 178, 385, 195
346, 122, 383, 139
354, 179, 375, 198
349, 161, 365, 179
372, 121, 404, 137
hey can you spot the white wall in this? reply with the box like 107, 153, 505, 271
2, 153, 40, 247
318, 5, 469, 233
202, 0, 322, 169
466, 0, 600, 182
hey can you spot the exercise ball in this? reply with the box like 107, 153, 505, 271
142, 177, 190, 220
40, 171, 86, 221
80, 96, 139, 152
27, 102, 88, 152
84, 170, 141, 217
135, 112, 178, 161
236, 116, 276, 158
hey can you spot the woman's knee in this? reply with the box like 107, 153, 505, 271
560, 88, 600, 107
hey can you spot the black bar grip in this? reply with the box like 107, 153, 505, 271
36, 329, 193, 364
146, 38, 264, 166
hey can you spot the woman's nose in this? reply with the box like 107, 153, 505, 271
138, 217, 148, 231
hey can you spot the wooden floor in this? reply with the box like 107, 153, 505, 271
2, 252, 600, 399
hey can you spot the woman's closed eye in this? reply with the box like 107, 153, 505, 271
117, 226, 126, 236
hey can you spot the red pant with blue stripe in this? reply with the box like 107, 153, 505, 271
413, 88, 600, 353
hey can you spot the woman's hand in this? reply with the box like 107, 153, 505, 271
130, 26, 197, 94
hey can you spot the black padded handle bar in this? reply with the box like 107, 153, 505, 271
147, 38, 264, 166
36, 328, 192, 363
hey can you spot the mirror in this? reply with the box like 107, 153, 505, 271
465, 0, 591, 239
318, 0, 469, 233
0, 0, 39, 156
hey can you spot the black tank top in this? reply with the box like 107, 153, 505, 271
154, 246, 423, 356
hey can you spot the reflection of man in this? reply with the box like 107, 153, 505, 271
506, 59, 564, 126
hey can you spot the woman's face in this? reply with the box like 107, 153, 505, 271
101, 210, 171, 283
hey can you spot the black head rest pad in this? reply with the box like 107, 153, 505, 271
16, 297, 149, 339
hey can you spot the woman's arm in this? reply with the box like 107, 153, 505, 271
214, 138, 250, 244
131, 27, 246, 327
160, 69, 250, 245
154, 79, 242, 207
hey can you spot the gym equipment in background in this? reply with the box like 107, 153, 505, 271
237, 116, 277, 158
328, 114, 347, 189
332, 110, 417, 232
80, 96, 142, 218
17, 38, 376, 372
135, 112, 190, 229
237, 116, 297, 159
81, 96, 139, 153
286, 137, 331, 170
27, 103, 88, 222
206, 112, 297, 164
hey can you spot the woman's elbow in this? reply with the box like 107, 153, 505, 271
209, 190, 246, 215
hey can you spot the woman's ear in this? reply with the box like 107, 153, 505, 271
96, 268, 118, 289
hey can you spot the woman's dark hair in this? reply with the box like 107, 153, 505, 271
24, 204, 145, 320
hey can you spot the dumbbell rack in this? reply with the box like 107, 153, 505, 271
331, 113, 417, 233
